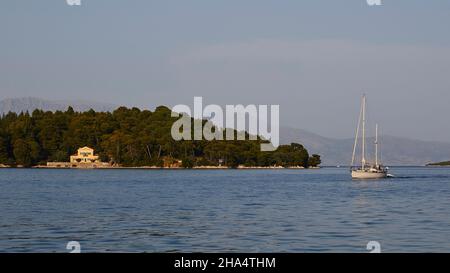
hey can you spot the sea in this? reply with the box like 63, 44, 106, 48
0, 167, 449, 252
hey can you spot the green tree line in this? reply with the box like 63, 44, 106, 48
0, 106, 321, 168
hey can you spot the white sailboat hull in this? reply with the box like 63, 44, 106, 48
351, 170, 387, 179
350, 95, 391, 180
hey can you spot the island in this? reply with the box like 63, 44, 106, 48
427, 161, 450, 167
0, 106, 321, 169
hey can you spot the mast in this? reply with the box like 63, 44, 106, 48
375, 123, 379, 168
351, 96, 363, 168
361, 95, 366, 169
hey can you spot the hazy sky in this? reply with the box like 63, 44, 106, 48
1, 0, 450, 141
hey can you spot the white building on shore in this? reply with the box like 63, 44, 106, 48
70, 146, 99, 163
47, 146, 110, 168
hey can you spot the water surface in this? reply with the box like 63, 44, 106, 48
0, 167, 449, 252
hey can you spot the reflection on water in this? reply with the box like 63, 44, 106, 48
0, 167, 449, 252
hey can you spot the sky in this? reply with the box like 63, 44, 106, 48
1, 0, 450, 141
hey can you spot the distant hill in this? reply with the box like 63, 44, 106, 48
427, 161, 450, 166
0, 97, 117, 114
280, 127, 450, 166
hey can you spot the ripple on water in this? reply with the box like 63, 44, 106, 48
0, 167, 449, 252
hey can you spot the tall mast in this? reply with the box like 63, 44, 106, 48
375, 123, 379, 167
362, 95, 366, 169
351, 96, 364, 168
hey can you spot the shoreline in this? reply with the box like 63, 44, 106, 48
2, 164, 445, 169
0, 164, 321, 170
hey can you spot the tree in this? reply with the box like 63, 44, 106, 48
52, 150, 69, 162
0, 106, 319, 168
181, 157, 194, 168
308, 154, 322, 167
13, 139, 40, 167
0, 130, 10, 164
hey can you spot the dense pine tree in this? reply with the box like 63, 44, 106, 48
0, 106, 320, 168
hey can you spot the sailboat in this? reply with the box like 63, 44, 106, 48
351, 95, 388, 179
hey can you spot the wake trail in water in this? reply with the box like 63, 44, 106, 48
389, 175, 450, 179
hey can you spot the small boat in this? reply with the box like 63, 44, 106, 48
350, 95, 389, 179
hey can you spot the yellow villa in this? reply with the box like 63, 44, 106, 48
70, 146, 100, 163
46, 146, 110, 168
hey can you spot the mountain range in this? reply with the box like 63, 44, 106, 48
1, 97, 449, 166
280, 127, 450, 166
0, 97, 116, 114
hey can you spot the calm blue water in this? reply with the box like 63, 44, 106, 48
0, 167, 449, 253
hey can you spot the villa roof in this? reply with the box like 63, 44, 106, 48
78, 146, 94, 151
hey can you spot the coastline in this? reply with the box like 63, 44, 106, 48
0, 164, 321, 170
